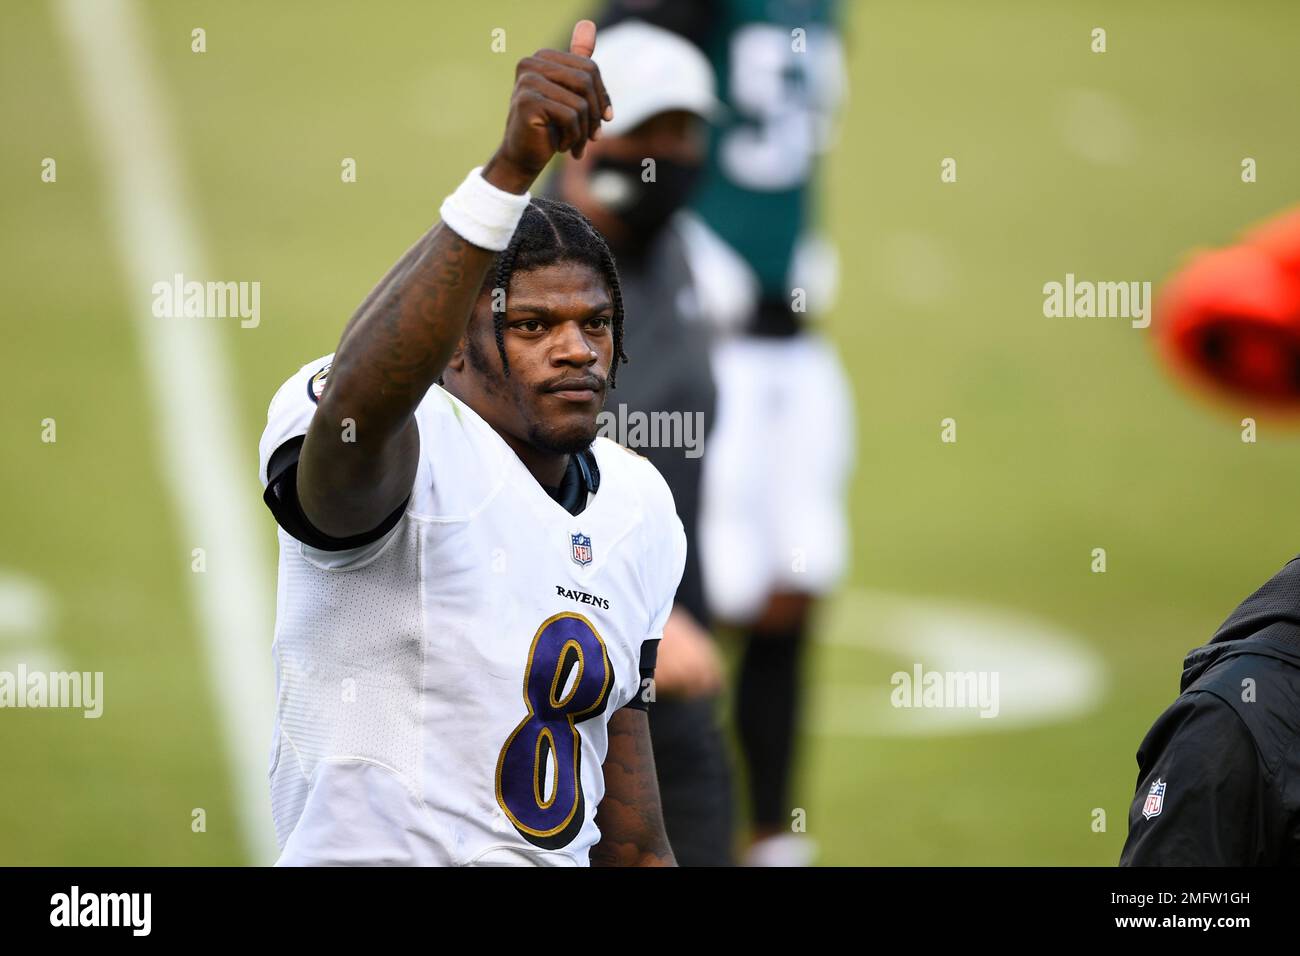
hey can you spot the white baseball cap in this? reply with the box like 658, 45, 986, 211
592, 20, 722, 137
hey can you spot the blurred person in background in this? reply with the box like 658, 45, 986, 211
552, 20, 737, 866
596, 0, 854, 866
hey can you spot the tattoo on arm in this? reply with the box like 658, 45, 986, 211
590, 707, 676, 867
297, 222, 497, 538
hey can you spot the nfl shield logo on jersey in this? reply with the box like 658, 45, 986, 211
1141, 778, 1166, 820
570, 532, 593, 567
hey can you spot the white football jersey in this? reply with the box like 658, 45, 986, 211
257, 355, 686, 866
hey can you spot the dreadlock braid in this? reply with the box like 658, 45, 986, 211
490, 240, 521, 378
482, 197, 627, 387
596, 241, 628, 387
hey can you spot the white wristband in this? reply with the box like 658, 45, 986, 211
439, 165, 531, 251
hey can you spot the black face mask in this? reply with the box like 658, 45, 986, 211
587, 155, 703, 239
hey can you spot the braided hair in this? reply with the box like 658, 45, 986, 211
481, 197, 627, 387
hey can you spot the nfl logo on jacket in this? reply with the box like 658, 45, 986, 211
1141, 778, 1166, 820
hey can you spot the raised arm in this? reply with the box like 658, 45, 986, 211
296, 20, 612, 538
590, 708, 676, 866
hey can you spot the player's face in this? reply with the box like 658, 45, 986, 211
463, 260, 614, 458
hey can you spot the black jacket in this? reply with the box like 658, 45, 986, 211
1120, 556, 1300, 865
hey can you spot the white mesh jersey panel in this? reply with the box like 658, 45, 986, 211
269, 517, 424, 846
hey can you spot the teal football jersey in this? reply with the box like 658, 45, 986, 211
691, 0, 844, 302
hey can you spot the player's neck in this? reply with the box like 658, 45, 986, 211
498, 432, 570, 489
441, 376, 571, 489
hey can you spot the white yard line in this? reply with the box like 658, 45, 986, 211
814, 588, 1106, 736
54, 0, 277, 862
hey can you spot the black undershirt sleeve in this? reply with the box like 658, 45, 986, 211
262, 436, 409, 552
622, 638, 660, 712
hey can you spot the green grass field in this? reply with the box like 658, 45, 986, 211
3, 0, 1299, 865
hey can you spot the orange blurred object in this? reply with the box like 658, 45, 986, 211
1157, 206, 1300, 408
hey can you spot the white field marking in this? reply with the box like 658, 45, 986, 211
54, 0, 277, 861
0, 572, 63, 674
813, 588, 1106, 737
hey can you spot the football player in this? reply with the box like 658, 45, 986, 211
257, 21, 683, 866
